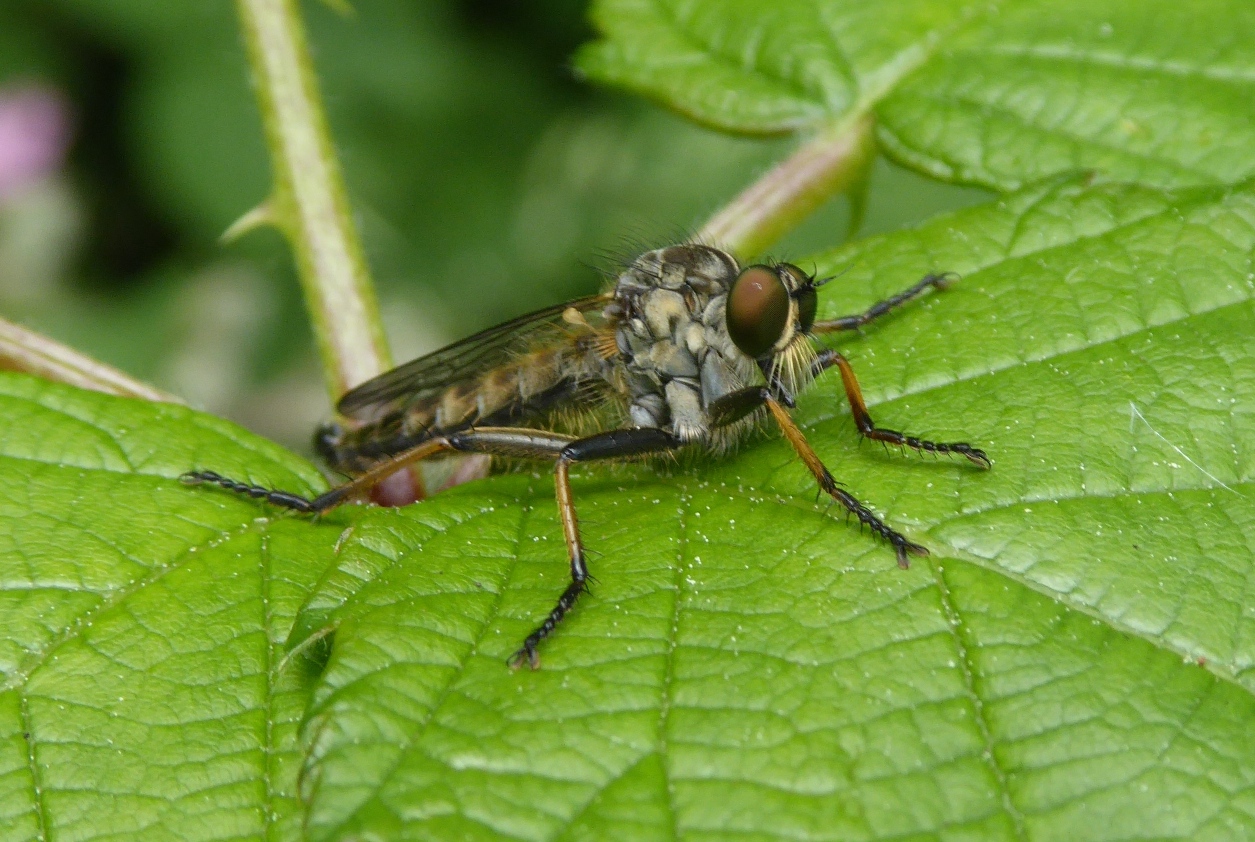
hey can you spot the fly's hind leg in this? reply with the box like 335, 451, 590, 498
185, 425, 681, 669
813, 349, 991, 469
182, 436, 455, 514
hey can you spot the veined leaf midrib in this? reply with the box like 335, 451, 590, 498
633, 0, 1016, 131
307, 480, 541, 841
648, 0, 836, 112
680, 480, 1255, 706
959, 41, 1255, 86
933, 560, 1029, 839
897, 87, 1222, 182
806, 256, 1253, 442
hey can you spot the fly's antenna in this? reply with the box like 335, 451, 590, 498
813, 264, 852, 288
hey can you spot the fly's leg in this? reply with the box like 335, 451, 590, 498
763, 397, 928, 568
504, 428, 683, 670
811, 273, 954, 333
182, 437, 455, 514
180, 470, 321, 513
185, 425, 681, 669
706, 387, 928, 568
813, 349, 991, 468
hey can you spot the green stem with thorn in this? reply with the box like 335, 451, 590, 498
698, 113, 876, 260
234, 0, 392, 400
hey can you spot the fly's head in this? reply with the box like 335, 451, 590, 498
724, 261, 821, 399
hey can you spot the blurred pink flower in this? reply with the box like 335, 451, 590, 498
0, 83, 71, 202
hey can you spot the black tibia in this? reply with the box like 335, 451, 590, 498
811, 273, 954, 333
508, 426, 683, 670
763, 399, 928, 568
813, 349, 991, 469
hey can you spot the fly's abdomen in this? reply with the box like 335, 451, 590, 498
314, 417, 430, 475
315, 344, 605, 476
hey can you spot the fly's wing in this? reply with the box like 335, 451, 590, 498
336, 293, 614, 423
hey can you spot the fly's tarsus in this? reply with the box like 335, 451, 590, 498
867, 429, 991, 469
811, 272, 955, 333
508, 577, 590, 671
180, 470, 318, 513
831, 487, 928, 568
814, 349, 991, 471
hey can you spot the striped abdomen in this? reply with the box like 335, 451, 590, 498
316, 344, 610, 474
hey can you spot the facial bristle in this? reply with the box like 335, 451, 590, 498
770, 336, 819, 397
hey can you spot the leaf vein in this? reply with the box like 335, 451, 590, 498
932, 560, 1027, 839
313, 482, 537, 839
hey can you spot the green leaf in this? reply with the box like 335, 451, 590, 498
5, 176, 1254, 839
284, 177, 1254, 839
578, 0, 1255, 189
0, 377, 338, 841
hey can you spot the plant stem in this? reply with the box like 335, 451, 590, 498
235, 0, 392, 398
0, 317, 182, 403
698, 112, 875, 259
236, 0, 427, 501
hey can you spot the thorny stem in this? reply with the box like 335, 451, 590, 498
698, 112, 875, 259
235, 0, 391, 398
0, 317, 182, 404
236, 0, 426, 499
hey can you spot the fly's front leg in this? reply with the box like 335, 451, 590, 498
507, 427, 683, 670
811, 273, 954, 333
707, 385, 777, 428
709, 387, 924, 566
763, 398, 927, 568
812, 349, 990, 468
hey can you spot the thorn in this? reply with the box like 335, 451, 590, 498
222, 199, 277, 243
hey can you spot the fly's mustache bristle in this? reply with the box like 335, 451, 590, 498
771, 337, 819, 396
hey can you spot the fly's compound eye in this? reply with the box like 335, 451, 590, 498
776, 262, 820, 333
794, 283, 818, 334
727, 265, 790, 359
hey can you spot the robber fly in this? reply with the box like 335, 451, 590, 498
184, 244, 989, 668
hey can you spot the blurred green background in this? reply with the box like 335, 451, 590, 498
0, 0, 989, 453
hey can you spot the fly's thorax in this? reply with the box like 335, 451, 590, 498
607, 244, 758, 441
